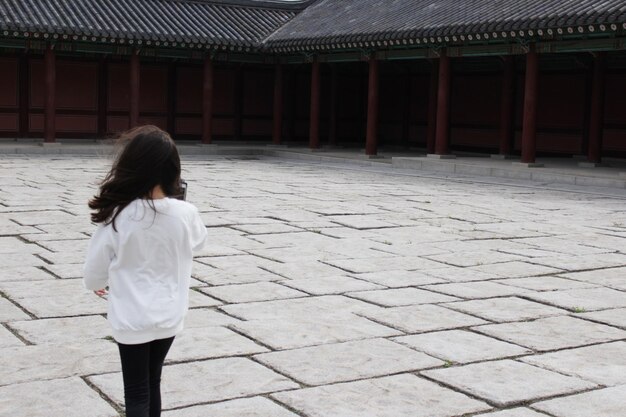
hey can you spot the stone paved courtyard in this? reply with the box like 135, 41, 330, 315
2, 153, 626, 417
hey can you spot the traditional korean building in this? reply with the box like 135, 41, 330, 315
0, 0, 625, 165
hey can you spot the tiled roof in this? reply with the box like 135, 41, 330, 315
264, 0, 626, 50
0, 0, 306, 48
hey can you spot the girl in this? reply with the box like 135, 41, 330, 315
83, 125, 207, 417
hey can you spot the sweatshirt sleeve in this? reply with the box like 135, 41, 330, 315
189, 206, 208, 252
83, 224, 116, 291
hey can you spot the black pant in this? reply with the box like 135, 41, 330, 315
117, 337, 175, 417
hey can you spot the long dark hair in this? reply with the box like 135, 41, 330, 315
89, 125, 182, 230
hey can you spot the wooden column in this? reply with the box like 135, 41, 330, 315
44, 44, 56, 143
129, 51, 140, 128
328, 65, 338, 146
167, 63, 177, 136
434, 51, 451, 155
97, 58, 108, 137
521, 44, 539, 164
309, 59, 320, 149
234, 64, 243, 140
587, 52, 607, 164
365, 56, 379, 156
426, 59, 439, 153
402, 67, 411, 147
499, 55, 516, 155
202, 56, 214, 144
272, 63, 283, 145
19, 53, 29, 138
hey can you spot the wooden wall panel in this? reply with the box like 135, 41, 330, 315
140, 66, 167, 113
176, 67, 202, 114
0, 58, 18, 108
214, 69, 235, 115
107, 116, 129, 133
451, 74, 501, 127
56, 61, 97, 110
537, 73, 585, 130
0, 114, 18, 131
56, 115, 97, 132
175, 117, 202, 135
243, 69, 272, 116
213, 118, 234, 136
605, 74, 626, 126
29, 60, 44, 109
108, 63, 130, 111
138, 116, 167, 129
242, 119, 272, 137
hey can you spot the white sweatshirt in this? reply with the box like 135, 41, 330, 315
83, 198, 208, 344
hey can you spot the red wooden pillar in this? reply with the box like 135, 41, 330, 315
521, 44, 539, 164
202, 56, 214, 144
272, 63, 283, 145
97, 58, 108, 137
328, 65, 338, 146
129, 51, 140, 128
19, 53, 29, 138
309, 59, 321, 149
426, 59, 439, 153
44, 44, 56, 143
234, 64, 243, 140
499, 55, 516, 155
434, 51, 451, 155
167, 63, 177, 136
587, 52, 607, 164
365, 56, 379, 156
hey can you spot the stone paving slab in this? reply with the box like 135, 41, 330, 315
494, 276, 597, 291
90, 358, 299, 409
162, 397, 299, 417
232, 314, 401, 350
393, 330, 530, 364
0, 296, 31, 321
478, 408, 556, 417
348, 287, 459, 306
525, 287, 626, 312
443, 297, 567, 322
423, 359, 596, 407
0, 340, 120, 386
422, 281, 530, 299
167, 326, 268, 362
521, 341, 626, 386
0, 377, 119, 417
0, 324, 24, 347
578, 307, 626, 329
361, 304, 488, 333
199, 282, 307, 303
8, 315, 110, 344
0, 266, 53, 282
255, 338, 442, 385
532, 385, 626, 417
474, 316, 626, 351
272, 374, 491, 417
280, 274, 385, 294
560, 267, 626, 290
